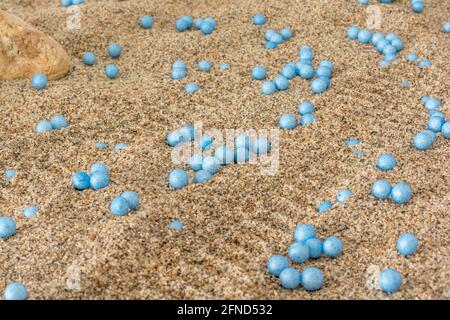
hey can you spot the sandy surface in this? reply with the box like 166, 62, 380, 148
0, 0, 449, 299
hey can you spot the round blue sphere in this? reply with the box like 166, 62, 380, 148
261, 81, 276, 95
179, 124, 195, 141
323, 236, 343, 257
185, 83, 199, 93
0, 216, 16, 238
3, 282, 28, 300
379, 268, 402, 293
376, 153, 397, 171
31, 73, 48, 90
110, 196, 131, 216
193, 170, 212, 184
50, 115, 69, 129
200, 21, 215, 35
413, 131, 434, 150
279, 114, 297, 130
121, 191, 140, 210
441, 122, 450, 139
252, 66, 267, 80
396, 232, 418, 256
347, 26, 361, 39
288, 242, 310, 263
140, 15, 154, 29
82, 52, 97, 66
428, 116, 445, 132
168, 168, 189, 189
267, 255, 289, 277
311, 78, 328, 94
175, 19, 188, 32
391, 182, 412, 204
200, 134, 213, 150
274, 75, 289, 90
443, 21, 450, 33
281, 64, 297, 79
105, 64, 120, 79
89, 172, 110, 190
301, 267, 324, 291
167, 131, 183, 147
107, 43, 122, 58
279, 268, 301, 289
252, 13, 266, 26
23, 206, 39, 219
61, 0, 72, 7
202, 156, 221, 174
300, 113, 316, 126
188, 154, 204, 171
298, 101, 314, 115
293, 224, 316, 243
90, 162, 109, 176
411, 0, 424, 13
317, 201, 332, 213
336, 189, 352, 203
371, 179, 392, 200
171, 68, 187, 80
35, 120, 53, 133
298, 64, 314, 79
305, 238, 323, 258
280, 28, 293, 40
357, 29, 372, 43
198, 60, 212, 72
72, 171, 91, 190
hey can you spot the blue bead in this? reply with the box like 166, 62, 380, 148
383, 45, 397, 56
234, 147, 250, 163
181, 16, 193, 28
376, 38, 389, 53
379, 268, 402, 293
3, 282, 28, 300
194, 18, 204, 29
346, 138, 360, 146
270, 33, 283, 45
252, 13, 266, 26
171, 68, 187, 80
323, 236, 343, 257
413, 131, 434, 150
252, 66, 267, 80
89, 172, 109, 190
418, 59, 432, 67
198, 60, 212, 72
391, 182, 412, 204
107, 43, 122, 58
202, 156, 221, 174
72, 171, 91, 190
298, 64, 314, 79
90, 162, 109, 175
0, 216, 16, 238
428, 109, 445, 119
169, 220, 184, 231
298, 101, 314, 115
358, 0, 369, 4
357, 29, 372, 43
288, 242, 310, 263
336, 189, 352, 203
411, 0, 424, 13
105, 64, 120, 79
200, 21, 215, 35
279, 268, 301, 289
428, 116, 445, 132
265, 29, 277, 41
442, 122, 450, 139
316, 66, 332, 78
23, 206, 38, 219
189, 154, 204, 171
172, 60, 186, 69
281, 64, 297, 79
215, 146, 234, 165
424, 98, 441, 110
371, 32, 385, 46
267, 255, 289, 277
391, 38, 404, 51
31, 73, 48, 90
317, 201, 332, 213
175, 19, 188, 32
168, 168, 189, 189
305, 238, 323, 258
261, 81, 276, 95
274, 75, 289, 90
371, 179, 392, 200
301, 267, 324, 291
376, 153, 397, 171
82, 52, 96, 65
384, 53, 397, 62
311, 78, 328, 94
185, 83, 199, 93
60, 0, 72, 7
300, 113, 316, 126
396, 232, 418, 256
293, 224, 316, 243
299, 45, 313, 59
407, 53, 418, 62
279, 114, 297, 130
35, 120, 53, 133
167, 131, 183, 147
220, 63, 230, 71
50, 115, 69, 129
265, 41, 277, 49
110, 196, 131, 216
140, 15, 154, 29
193, 170, 212, 184
235, 135, 250, 149
4, 169, 16, 179
347, 26, 361, 39
115, 143, 128, 151
422, 130, 437, 143
120, 191, 140, 210
444, 21, 450, 33
280, 28, 293, 40
72, 0, 84, 4
203, 17, 216, 29
199, 134, 213, 150
251, 137, 270, 154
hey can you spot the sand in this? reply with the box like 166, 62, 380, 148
0, 0, 449, 300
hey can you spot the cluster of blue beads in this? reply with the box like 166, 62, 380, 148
413, 96, 449, 150
60, 0, 84, 7
260, 45, 333, 95
72, 162, 110, 191
347, 27, 405, 67
35, 115, 69, 133
372, 180, 413, 204
81, 44, 122, 79
110, 191, 140, 217
316, 186, 354, 214
263, 27, 293, 50
406, 53, 432, 67
176, 16, 217, 35
267, 224, 344, 290
278, 100, 317, 130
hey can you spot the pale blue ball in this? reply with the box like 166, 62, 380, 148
179, 124, 195, 141
299, 45, 313, 59
72, 171, 91, 190
110, 196, 131, 216
181, 16, 193, 28
357, 29, 372, 43
376, 38, 389, 53
407, 53, 418, 62
305, 238, 323, 258
115, 143, 128, 152
391, 182, 412, 204
198, 60, 212, 72
316, 66, 332, 78
319, 60, 334, 72
383, 45, 397, 55
413, 131, 434, 150
251, 137, 270, 154
31, 73, 48, 90
23, 206, 38, 219
323, 236, 343, 257
443, 21, 450, 33
140, 15, 154, 29
376, 153, 397, 171
288, 242, 310, 263
261, 81, 276, 95
252, 13, 266, 25
311, 78, 328, 94
203, 17, 216, 29
396, 232, 418, 256
200, 134, 213, 150
371, 32, 385, 46
411, 0, 424, 13
441, 122, 450, 139
234, 147, 250, 163
105, 64, 120, 79
424, 98, 441, 110
3, 282, 28, 300
90, 162, 109, 175
298, 101, 314, 115
72, 0, 84, 4
175, 19, 188, 32
418, 59, 432, 67
215, 146, 234, 164
300, 113, 316, 126
279, 268, 301, 289
269, 33, 283, 45
428, 116, 445, 132
185, 82, 199, 93
391, 38, 404, 51
50, 115, 69, 129
336, 189, 352, 203
202, 156, 221, 174
265, 29, 276, 41
4, 169, 16, 179
281, 64, 297, 79
168, 168, 189, 189
279, 114, 297, 130
280, 28, 293, 40
317, 201, 332, 213
379, 268, 402, 293
167, 131, 183, 147
121, 191, 140, 210
293, 224, 316, 243
298, 64, 314, 79
172, 60, 187, 69
107, 43, 122, 58
61, 0, 72, 7
371, 179, 392, 200
89, 172, 110, 190
265, 41, 277, 49
252, 66, 267, 80
347, 26, 360, 39
200, 21, 215, 35
36, 120, 53, 133
82, 52, 96, 65
171, 68, 187, 80
267, 255, 289, 277
188, 154, 203, 171
422, 130, 437, 143
301, 267, 324, 291
0, 216, 16, 238
194, 18, 204, 29
169, 220, 184, 231
193, 170, 212, 184
428, 109, 445, 119
358, 0, 369, 4
235, 135, 250, 149
384, 53, 397, 62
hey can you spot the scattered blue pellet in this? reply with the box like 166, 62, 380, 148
4, 169, 16, 180
316, 201, 333, 213
169, 220, 184, 231
23, 206, 39, 219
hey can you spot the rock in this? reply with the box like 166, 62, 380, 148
0, 10, 70, 80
